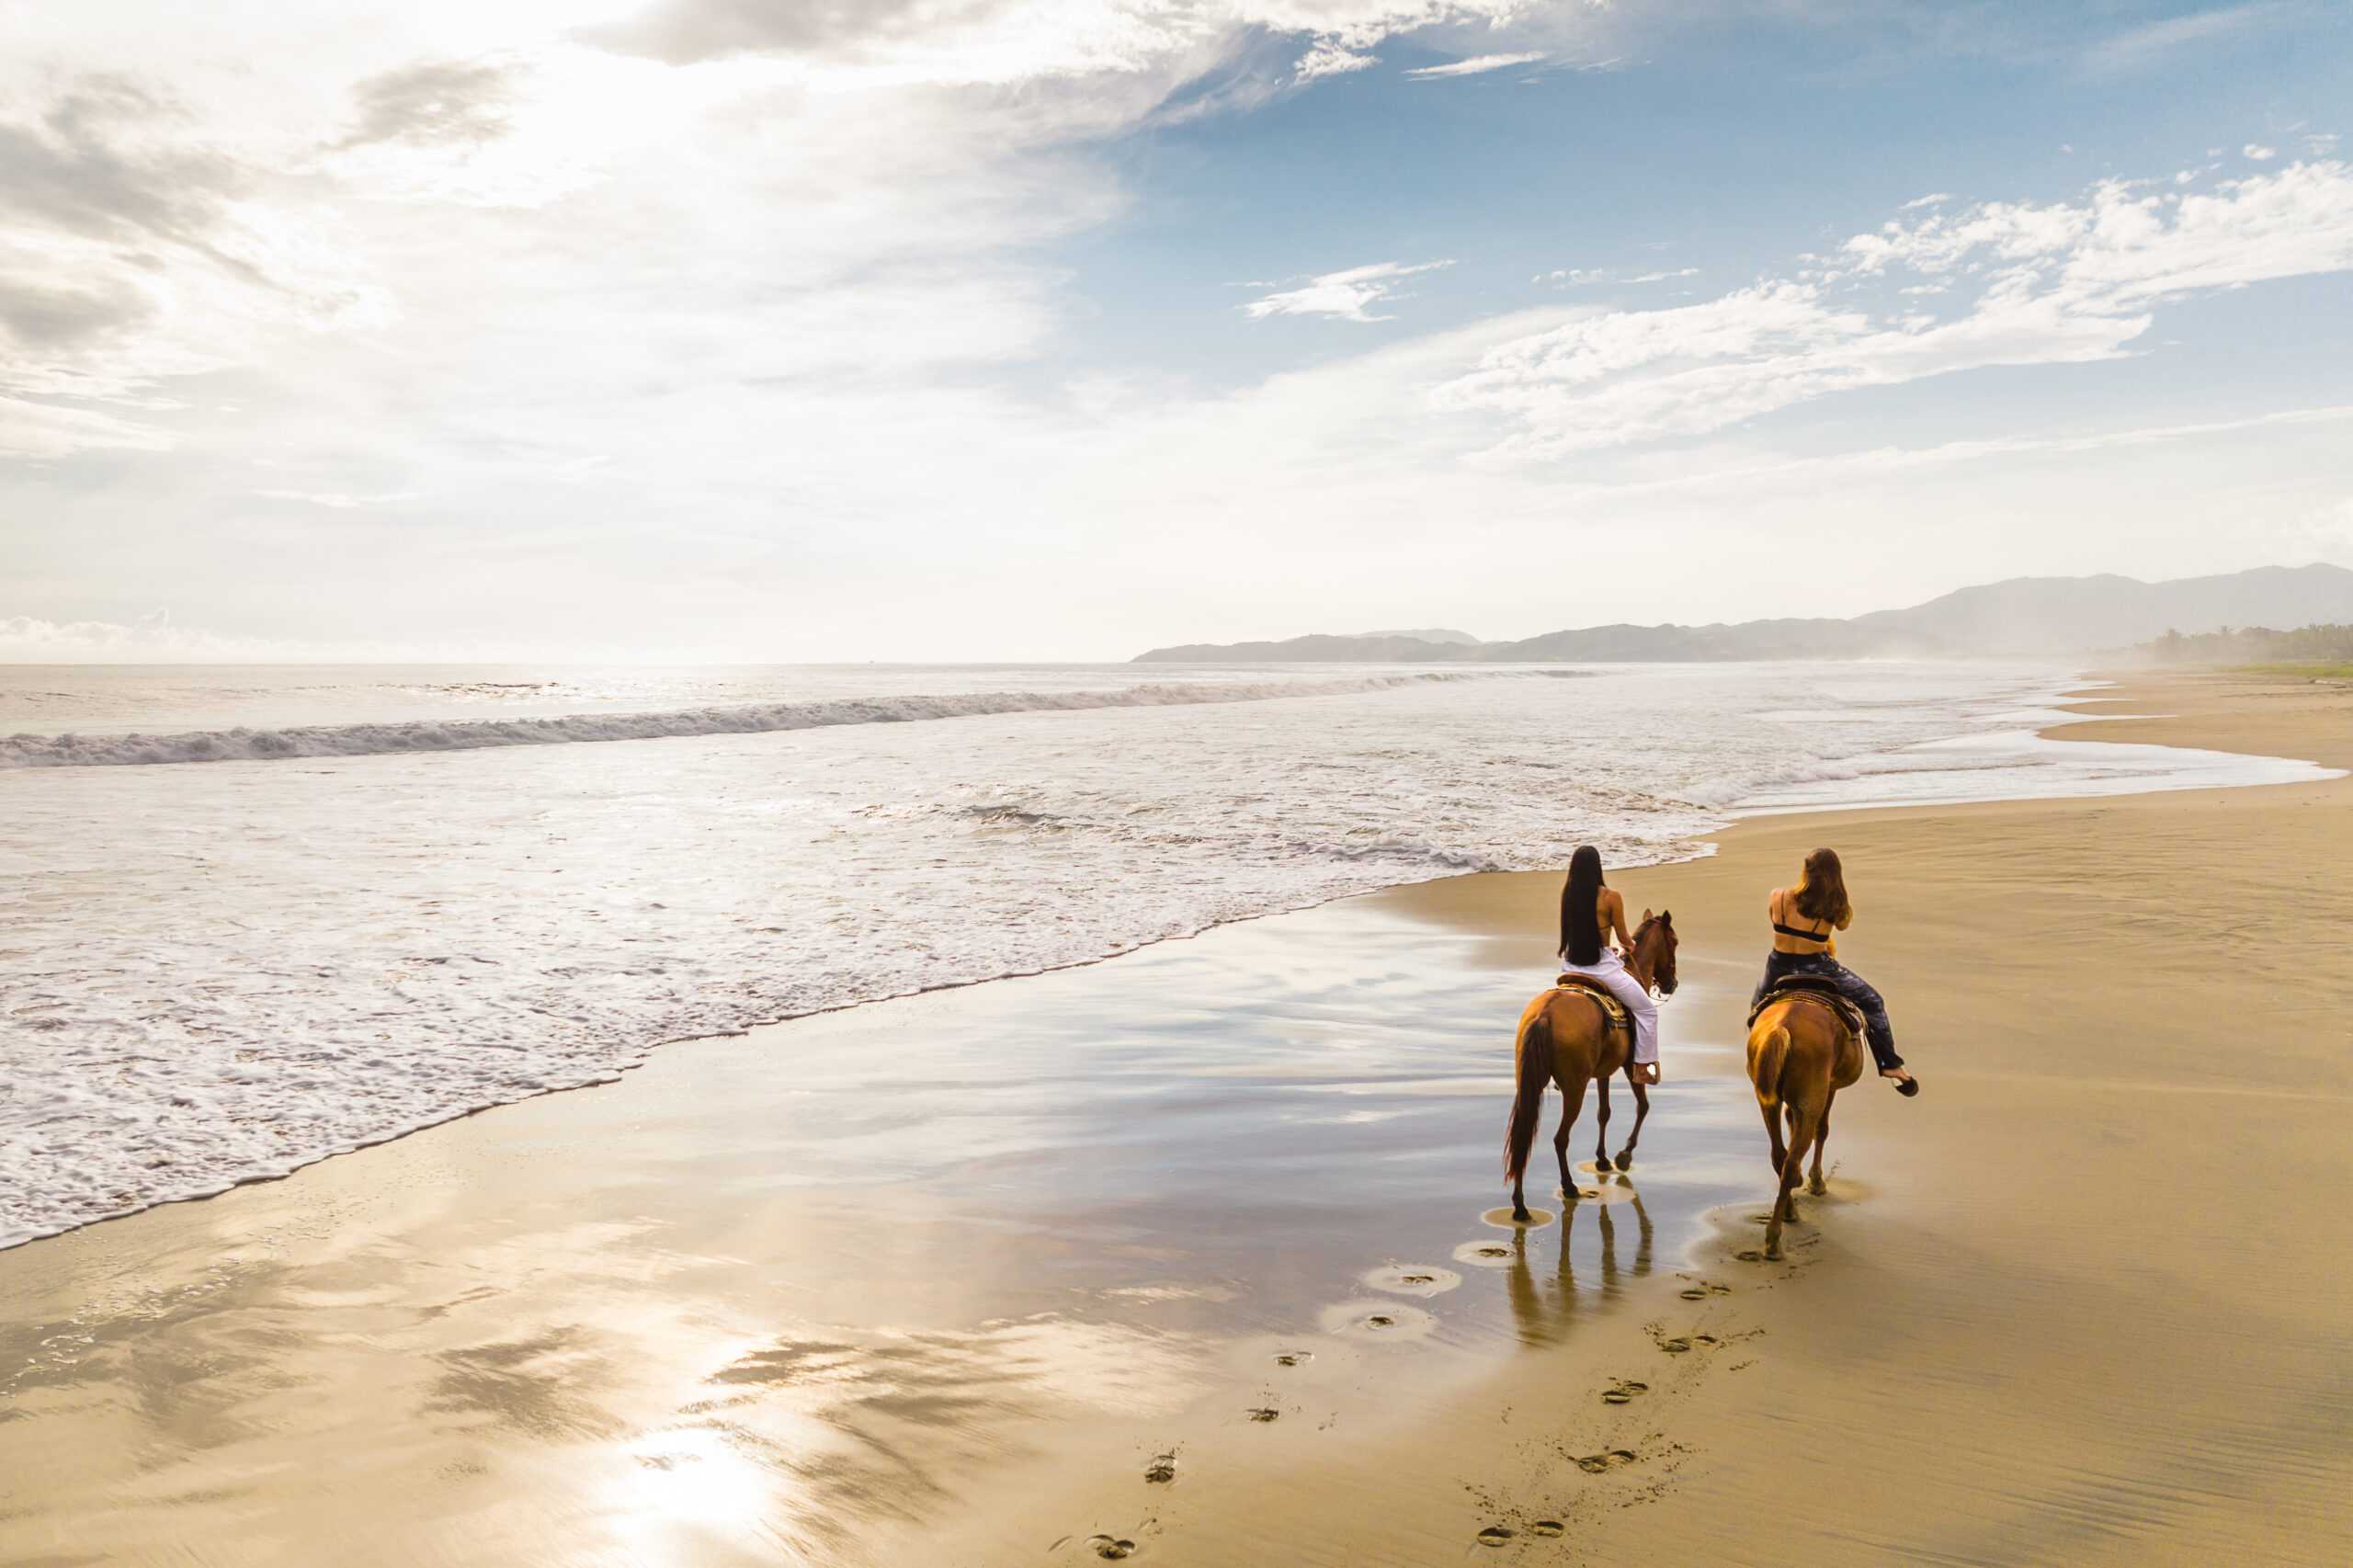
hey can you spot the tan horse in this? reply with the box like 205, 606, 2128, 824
1504, 912, 1678, 1223
1745, 991, 1865, 1259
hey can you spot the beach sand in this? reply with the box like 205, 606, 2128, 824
5, 670, 2349, 1564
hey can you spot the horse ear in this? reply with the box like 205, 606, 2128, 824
1642, 907, 1653, 922
1661, 908, 1673, 926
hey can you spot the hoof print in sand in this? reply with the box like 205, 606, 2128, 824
1455, 1240, 1518, 1268
1088, 1536, 1137, 1560
1362, 1263, 1461, 1298
1270, 1349, 1313, 1368
1734, 1249, 1763, 1263
1319, 1300, 1437, 1340
1529, 1519, 1566, 1538
1677, 1281, 1732, 1301
1143, 1453, 1177, 1483
1574, 1449, 1640, 1473
1600, 1379, 1648, 1405
1476, 1526, 1515, 1547
1245, 1406, 1280, 1424
1483, 1206, 1554, 1229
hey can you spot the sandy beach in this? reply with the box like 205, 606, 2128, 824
6, 669, 2350, 1565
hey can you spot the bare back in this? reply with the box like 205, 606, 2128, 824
1767, 886, 1843, 956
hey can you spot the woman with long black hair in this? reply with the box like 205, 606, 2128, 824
1755, 847, 1917, 1094
1555, 845, 1662, 1085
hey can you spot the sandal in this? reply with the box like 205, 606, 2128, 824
1894, 1075, 1920, 1097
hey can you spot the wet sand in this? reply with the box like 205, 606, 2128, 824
6, 671, 2352, 1564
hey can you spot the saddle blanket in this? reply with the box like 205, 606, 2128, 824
1747, 977, 1868, 1041
1553, 974, 1632, 1030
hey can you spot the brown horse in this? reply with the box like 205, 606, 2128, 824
1505, 912, 1678, 1223
1745, 993, 1865, 1259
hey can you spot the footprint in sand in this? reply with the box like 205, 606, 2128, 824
1088, 1536, 1137, 1560
1361, 1263, 1461, 1298
1319, 1301, 1438, 1340
1143, 1453, 1177, 1483
1454, 1241, 1518, 1269
1574, 1449, 1639, 1473
1271, 1350, 1313, 1368
1600, 1379, 1648, 1404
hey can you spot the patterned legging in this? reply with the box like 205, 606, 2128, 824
1753, 949, 1902, 1072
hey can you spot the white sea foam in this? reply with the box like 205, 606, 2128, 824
0, 671, 1529, 768
0, 661, 2332, 1249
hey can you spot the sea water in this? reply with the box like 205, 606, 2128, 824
0, 660, 2324, 1248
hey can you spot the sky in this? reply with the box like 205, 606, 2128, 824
3, 0, 2351, 662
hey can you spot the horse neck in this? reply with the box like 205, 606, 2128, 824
1624, 926, 1657, 989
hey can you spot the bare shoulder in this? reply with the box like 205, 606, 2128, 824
1599, 887, 1625, 914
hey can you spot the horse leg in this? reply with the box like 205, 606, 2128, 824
1614, 1080, 1649, 1171
1807, 1100, 1832, 1196
1553, 1075, 1588, 1202
1764, 1102, 1817, 1262
1757, 1097, 1788, 1189
1592, 1074, 1612, 1173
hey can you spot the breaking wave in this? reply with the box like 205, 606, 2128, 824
0, 671, 1563, 769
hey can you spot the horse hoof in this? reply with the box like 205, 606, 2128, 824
1613, 1154, 1634, 1172
1511, 1209, 1531, 1224
1807, 1178, 1826, 1196
1763, 1244, 1783, 1262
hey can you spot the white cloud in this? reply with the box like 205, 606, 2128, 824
1902, 192, 1952, 210
1404, 51, 1546, 78
251, 490, 421, 506
1434, 160, 2353, 458
2244, 143, 2278, 160
1243, 259, 1454, 322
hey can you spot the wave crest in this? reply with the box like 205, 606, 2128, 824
0, 672, 1559, 769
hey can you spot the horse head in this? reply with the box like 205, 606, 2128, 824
1633, 908, 1679, 996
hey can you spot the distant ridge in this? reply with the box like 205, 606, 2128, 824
1132, 564, 2353, 663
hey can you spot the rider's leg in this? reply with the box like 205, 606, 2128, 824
1829, 965, 1906, 1075
1595, 968, 1658, 1065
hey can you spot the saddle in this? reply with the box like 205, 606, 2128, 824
1553, 974, 1632, 1031
1747, 975, 1867, 1040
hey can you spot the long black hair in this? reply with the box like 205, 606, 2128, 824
1560, 845, 1606, 965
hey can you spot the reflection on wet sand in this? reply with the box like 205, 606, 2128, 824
1503, 1182, 1654, 1346
0, 892, 1754, 1565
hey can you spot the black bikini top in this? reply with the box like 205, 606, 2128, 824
1772, 896, 1833, 944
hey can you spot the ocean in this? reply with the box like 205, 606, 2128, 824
0, 660, 2322, 1249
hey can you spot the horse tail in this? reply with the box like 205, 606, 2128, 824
1506, 1005, 1555, 1186
1753, 1026, 1790, 1115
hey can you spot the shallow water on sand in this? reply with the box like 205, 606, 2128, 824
0, 884, 1758, 1566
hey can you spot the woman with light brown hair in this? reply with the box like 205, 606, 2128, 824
1755, 848, 1917, 1094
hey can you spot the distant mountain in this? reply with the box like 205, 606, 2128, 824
1356, 627, 1483, 645
1131, 564, 2353, 663
1851, 564, 2353, 653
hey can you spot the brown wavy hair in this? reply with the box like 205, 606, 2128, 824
1793, 847, 1851, 926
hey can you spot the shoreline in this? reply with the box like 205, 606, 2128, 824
6, 668, 2350, 1564
9, 663, 2325, 1255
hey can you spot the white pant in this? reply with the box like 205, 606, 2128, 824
1556, 949, 1659, 1064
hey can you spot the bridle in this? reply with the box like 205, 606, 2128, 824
1630, 913, 1678, 996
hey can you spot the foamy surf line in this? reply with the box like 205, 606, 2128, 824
0, 670, 1568, 769
4, 663, 2323, 1253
